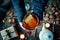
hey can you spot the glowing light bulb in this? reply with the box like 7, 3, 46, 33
8, 18, 11, 23
45, 23, 50, 28
20, 34, 25, 39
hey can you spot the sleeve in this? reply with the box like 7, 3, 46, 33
32, 0, 48, 20
11, 0, 26, 22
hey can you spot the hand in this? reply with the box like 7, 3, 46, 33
19, 22, 26, 30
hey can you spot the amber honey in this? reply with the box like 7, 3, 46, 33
23, 14, 39, 30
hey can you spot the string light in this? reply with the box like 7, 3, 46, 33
45, 23, 50, 28
20, 34, 25, 39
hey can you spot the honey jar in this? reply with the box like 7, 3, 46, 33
23, 13, 39, 30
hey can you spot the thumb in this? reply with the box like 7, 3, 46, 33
19, 22, 26, 30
